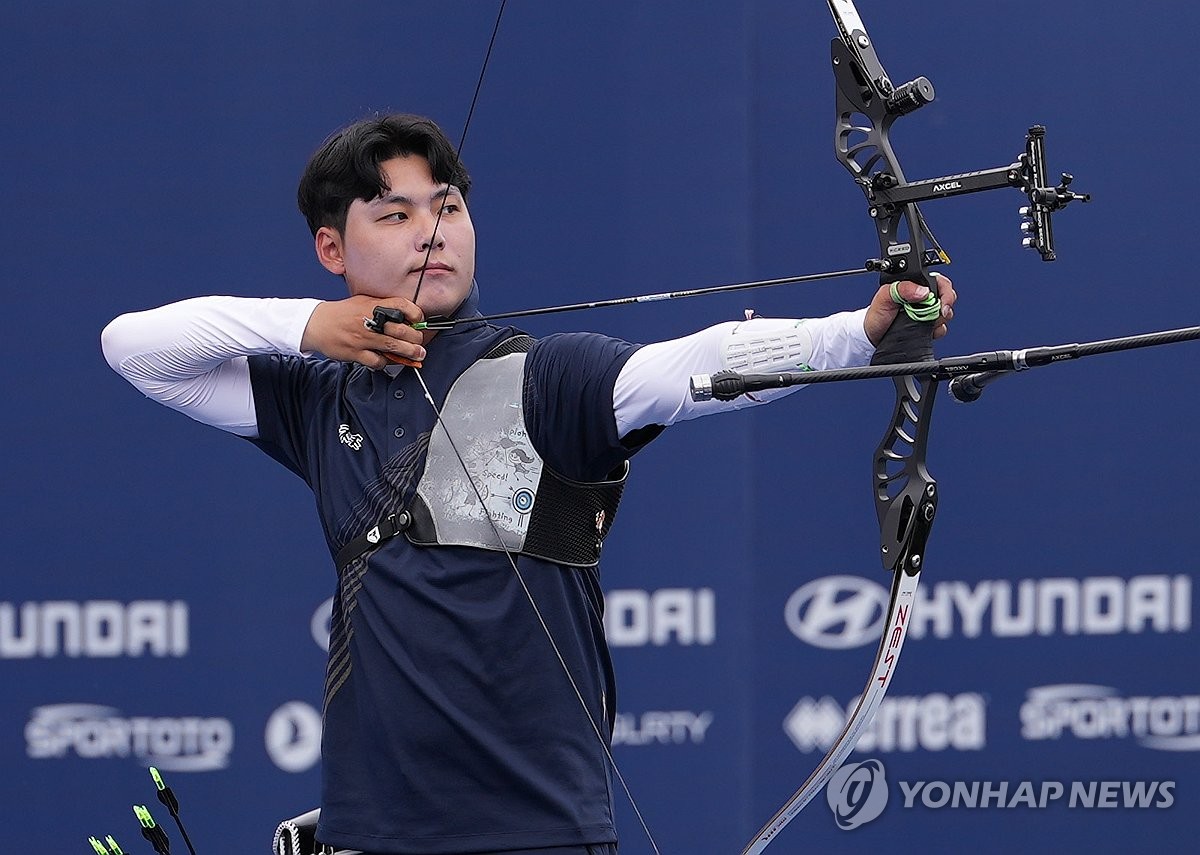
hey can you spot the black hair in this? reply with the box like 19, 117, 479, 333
297, 113, 471, 237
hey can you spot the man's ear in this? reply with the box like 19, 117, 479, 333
315, 226, 346, 276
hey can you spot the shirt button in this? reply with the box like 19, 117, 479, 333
393, 389, 405, 399
394, 427, 405, 438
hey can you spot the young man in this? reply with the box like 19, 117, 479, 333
102, 114, 954, 855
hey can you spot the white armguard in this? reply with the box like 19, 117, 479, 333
720, 318, 815, 373
613, 309, 872, 437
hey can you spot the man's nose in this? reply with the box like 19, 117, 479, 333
415, 215, 446, 251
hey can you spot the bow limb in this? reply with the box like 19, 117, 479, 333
741, 557, 926, 854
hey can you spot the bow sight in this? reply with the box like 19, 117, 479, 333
830, 1, 1089, 279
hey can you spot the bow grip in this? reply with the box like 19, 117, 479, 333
869, 273, 939, 366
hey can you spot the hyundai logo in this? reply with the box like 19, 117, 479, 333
785, 576, 888, 649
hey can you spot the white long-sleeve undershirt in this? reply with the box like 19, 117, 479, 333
101, 296, 321, 437
101, 297, 874, 440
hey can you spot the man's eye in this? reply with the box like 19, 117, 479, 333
439, 203, 460, 215
381, 211, 408, 222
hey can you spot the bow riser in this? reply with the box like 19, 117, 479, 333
875, 376, 939, 574
832, 34, 942, 303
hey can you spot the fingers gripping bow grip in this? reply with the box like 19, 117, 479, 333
871, 277, 940, 365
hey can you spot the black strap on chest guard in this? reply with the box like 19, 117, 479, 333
334, 510, 412, 572
406, 457, 628, 567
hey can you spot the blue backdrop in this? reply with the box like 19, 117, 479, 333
2, 2, 1196, 853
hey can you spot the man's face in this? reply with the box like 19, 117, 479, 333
320, 154, 476, 318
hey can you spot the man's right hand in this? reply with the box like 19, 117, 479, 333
300, 295, 428, 369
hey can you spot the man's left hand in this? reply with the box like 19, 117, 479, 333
863, 272, 957, 347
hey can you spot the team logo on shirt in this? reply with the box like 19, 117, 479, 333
338, 424, 364, 451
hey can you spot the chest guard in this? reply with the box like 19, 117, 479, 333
405, 336, 627, 568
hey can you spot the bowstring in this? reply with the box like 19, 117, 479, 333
408, 4, 662, 852
411, 0, 507, 309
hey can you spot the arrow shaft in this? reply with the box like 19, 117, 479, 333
415, 266, 869, 329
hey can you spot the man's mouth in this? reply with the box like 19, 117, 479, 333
412, 262, 452, 275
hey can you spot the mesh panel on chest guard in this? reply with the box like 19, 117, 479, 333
405, 335, 627, 567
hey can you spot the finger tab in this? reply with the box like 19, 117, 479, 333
384, 353, 423, 369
